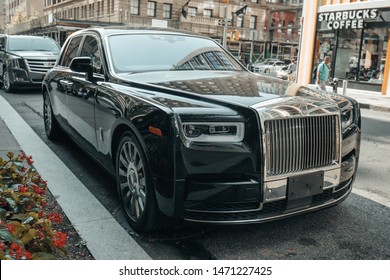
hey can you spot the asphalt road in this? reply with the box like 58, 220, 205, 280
1, 89, 389, 260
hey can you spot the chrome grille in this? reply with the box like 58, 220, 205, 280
26, 59, 56, 73
265, 115, 339, 177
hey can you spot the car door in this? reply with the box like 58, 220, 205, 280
0, 36, 7, 79
50, 35, 83, 127
66, 34, 103, 154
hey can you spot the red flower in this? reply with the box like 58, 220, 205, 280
41, 201, 47, 207
18, 185, 29, 193
0, 242, 5, 251
53, 232, 67, 248
38, 211, 44, 217
32, 185, 45, 195
9, 243, 31, 260
27, 156, 34, 165
47, 213, 62, 224
7, 224, 15, 234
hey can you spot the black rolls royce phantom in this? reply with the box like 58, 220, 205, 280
42, 28, 361, 232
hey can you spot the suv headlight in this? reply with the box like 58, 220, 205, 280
10, 55, 25, 69
182, 122, 244, 142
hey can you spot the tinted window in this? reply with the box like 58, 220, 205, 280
60, 36, 82, 67
80, 35, 103, 74
107, 34, 242, 73
8, 37, 59, 52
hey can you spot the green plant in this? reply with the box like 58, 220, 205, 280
0, 152, 67, 260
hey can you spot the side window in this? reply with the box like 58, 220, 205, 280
80, 35, 103, 74
60, 36, 82, 67
0, 37, 5, 50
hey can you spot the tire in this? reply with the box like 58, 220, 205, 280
116, 131, 158, 232
3, 68, 15, 93
43, 91, 61, 140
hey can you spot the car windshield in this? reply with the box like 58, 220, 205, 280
9, 37, 60, 52
107, 33, 243, 73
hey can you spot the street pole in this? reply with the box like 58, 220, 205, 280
222, 4, 228, 48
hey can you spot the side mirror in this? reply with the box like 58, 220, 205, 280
69, 57, 93, 81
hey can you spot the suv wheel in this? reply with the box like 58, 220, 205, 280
3, 68, 15, 93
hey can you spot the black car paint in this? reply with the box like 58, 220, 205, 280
43, 28, 360, 226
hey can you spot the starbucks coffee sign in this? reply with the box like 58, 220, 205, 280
319, 9, 378, 30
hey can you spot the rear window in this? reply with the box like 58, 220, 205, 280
8, 37, 60, 52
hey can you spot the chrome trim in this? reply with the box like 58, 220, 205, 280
185, 205, 261, 214
264, 115, 340, 178
26, 58, 56, 74
251, 95, 342, 182
184, 184, 352, 224
324, 168, 341, 190
264, 179, 287, 202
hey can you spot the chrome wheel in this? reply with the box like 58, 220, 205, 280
43, 92, 61, 140
3, 69, 13, 92
118, 139, 147, 221
44, 95, 53, 133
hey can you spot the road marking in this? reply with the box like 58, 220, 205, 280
352, 188, 390, 208
0, 95, 151, 260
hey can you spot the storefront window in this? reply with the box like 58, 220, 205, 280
314, 7, 390, 91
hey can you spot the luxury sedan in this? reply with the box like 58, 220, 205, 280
42, 28, 361, 232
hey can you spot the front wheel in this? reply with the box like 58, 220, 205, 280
3, 68, 15, 93
43, 91, 61, 140
116, 131, 158, 232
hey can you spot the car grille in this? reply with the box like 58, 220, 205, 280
264, 115, 340, 177
26, 59, 56, 74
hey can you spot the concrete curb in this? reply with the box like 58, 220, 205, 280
0, 96, 151, 260
358, 102, 390, 113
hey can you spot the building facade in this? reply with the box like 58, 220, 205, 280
297, 0, 390, 95
5, 0, 303, 64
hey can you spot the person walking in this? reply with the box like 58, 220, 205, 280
316, 56, 331, 91
287, 60, 297, 81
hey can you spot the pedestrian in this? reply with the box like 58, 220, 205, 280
316, 56, 332, 91
287, 60, 297, 81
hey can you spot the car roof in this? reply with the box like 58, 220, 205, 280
71, 27, 207, 39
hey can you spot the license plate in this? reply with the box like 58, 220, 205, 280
287, 171, 324, 201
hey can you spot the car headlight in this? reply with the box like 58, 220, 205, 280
10, 56, 25, 69
182, 122, 244, 142
341, 108, 354, 130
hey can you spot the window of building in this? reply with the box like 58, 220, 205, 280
251, 0, 259, 3
130, 0, 140, 15
147, 1, 156, 17
188, 7, 197, 17
163, 3, 172, 19
204, 9, 212, 18
236, 16, 243, 28
250, 15, 257, 29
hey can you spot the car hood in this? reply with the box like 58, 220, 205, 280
11, 50, 59, 59
118, 70, 293, 107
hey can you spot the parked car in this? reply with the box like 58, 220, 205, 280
43, 28, 361, 232
0, 35, 60, 92
253, 60, 286, 74
277, 65, 289, 80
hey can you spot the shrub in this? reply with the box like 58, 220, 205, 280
0, 152, 67, 260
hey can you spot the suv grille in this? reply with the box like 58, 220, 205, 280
26, 59, 56, 73
264, 115, 340, 177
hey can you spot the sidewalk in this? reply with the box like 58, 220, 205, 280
338, 87, 390, 112
0, 95, 151, 260
1, 87, 389, 259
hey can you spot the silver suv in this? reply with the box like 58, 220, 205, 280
0, 35, 60, 92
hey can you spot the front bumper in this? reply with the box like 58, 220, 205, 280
181, 126, 359, 224
8, 67, 46, 88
